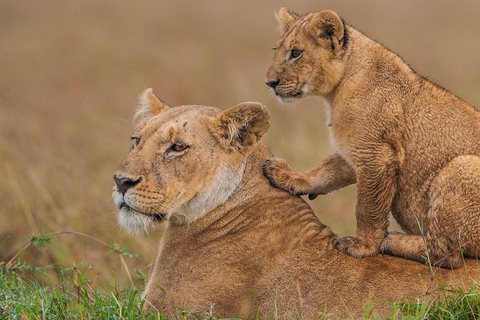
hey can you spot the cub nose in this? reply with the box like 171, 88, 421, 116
266, 79, 280, 89
113, 174, 142, 194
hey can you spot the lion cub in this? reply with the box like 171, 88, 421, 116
263, 8, 480, 268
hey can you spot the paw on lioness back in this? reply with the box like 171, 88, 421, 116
332, 236, 381, 258
264, 7, 480, 268
263, 158, 313, 196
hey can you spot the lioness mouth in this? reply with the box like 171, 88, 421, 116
277, 90, 303, 99
121, 203, 166, 221
151, 213, 166, 221
290, 91, 303, 97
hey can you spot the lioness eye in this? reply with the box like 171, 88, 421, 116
130, 137, 140, 148
170, 142, 188, 152
290, 49, 302, 59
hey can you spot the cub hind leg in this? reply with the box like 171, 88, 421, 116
381, 155, 480, 268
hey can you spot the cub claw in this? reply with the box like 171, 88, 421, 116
263, 158, 294, 191
263, 158, 316, 197
333, 236, 378, 258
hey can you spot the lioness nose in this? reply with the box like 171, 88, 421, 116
266, 79, 280, 89
113, 174, 142, 194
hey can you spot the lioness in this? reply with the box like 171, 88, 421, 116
263, 8, 480, 268
113, 89, 480, 319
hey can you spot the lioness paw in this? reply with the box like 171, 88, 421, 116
333, 236, 378, 258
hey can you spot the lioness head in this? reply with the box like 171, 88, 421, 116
112, 89, 269, 233
265, 8, 348, 102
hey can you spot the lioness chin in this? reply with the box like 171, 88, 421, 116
263, 8, 480, 268
112, 89, 480, 319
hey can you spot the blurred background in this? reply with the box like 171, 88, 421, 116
1, 0, 479, 288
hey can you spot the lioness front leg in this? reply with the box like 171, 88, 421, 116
333, 144, 400, 257
263, 152, 356, 198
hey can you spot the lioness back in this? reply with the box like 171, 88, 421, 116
264, 8, 480, 268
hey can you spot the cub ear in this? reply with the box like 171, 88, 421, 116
275, 7, 300, 33
134, 88, 170, 126
308, 10, 345, 54
211, 102, 270, 154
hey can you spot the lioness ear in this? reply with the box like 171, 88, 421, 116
134, 88, 170, 126
308, 10, 345, 55
211, 102, 270, 154
275, 7, 300, 33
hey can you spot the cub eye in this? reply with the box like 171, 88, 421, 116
290, 49, 303, 59
130, 137, 140, 149
170, 141, 188, 152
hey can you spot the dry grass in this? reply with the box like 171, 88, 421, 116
1, 0, 479, 287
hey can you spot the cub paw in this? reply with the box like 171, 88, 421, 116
263, 158, 311, 196
263, 158, 294, 190
332, 236, 378, 258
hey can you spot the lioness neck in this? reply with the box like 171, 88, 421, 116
148, 144, 333, 316
166, 144, 331, 245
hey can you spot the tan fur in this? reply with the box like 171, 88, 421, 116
113, 92, 480, 319
264, 8, 480, 268
134, 88, 170, 126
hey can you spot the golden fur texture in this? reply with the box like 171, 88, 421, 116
113, 90, 480, 319
264, 8, 480, 268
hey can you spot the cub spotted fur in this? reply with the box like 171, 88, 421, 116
264, 8, 480, 268
113, 90, 480, 318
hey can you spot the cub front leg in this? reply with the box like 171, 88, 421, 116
263, 152, 356, 198
333, 144, 400, 257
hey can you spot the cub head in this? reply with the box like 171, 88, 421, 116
112, 89, 270, 233
265, 8, 349, 102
